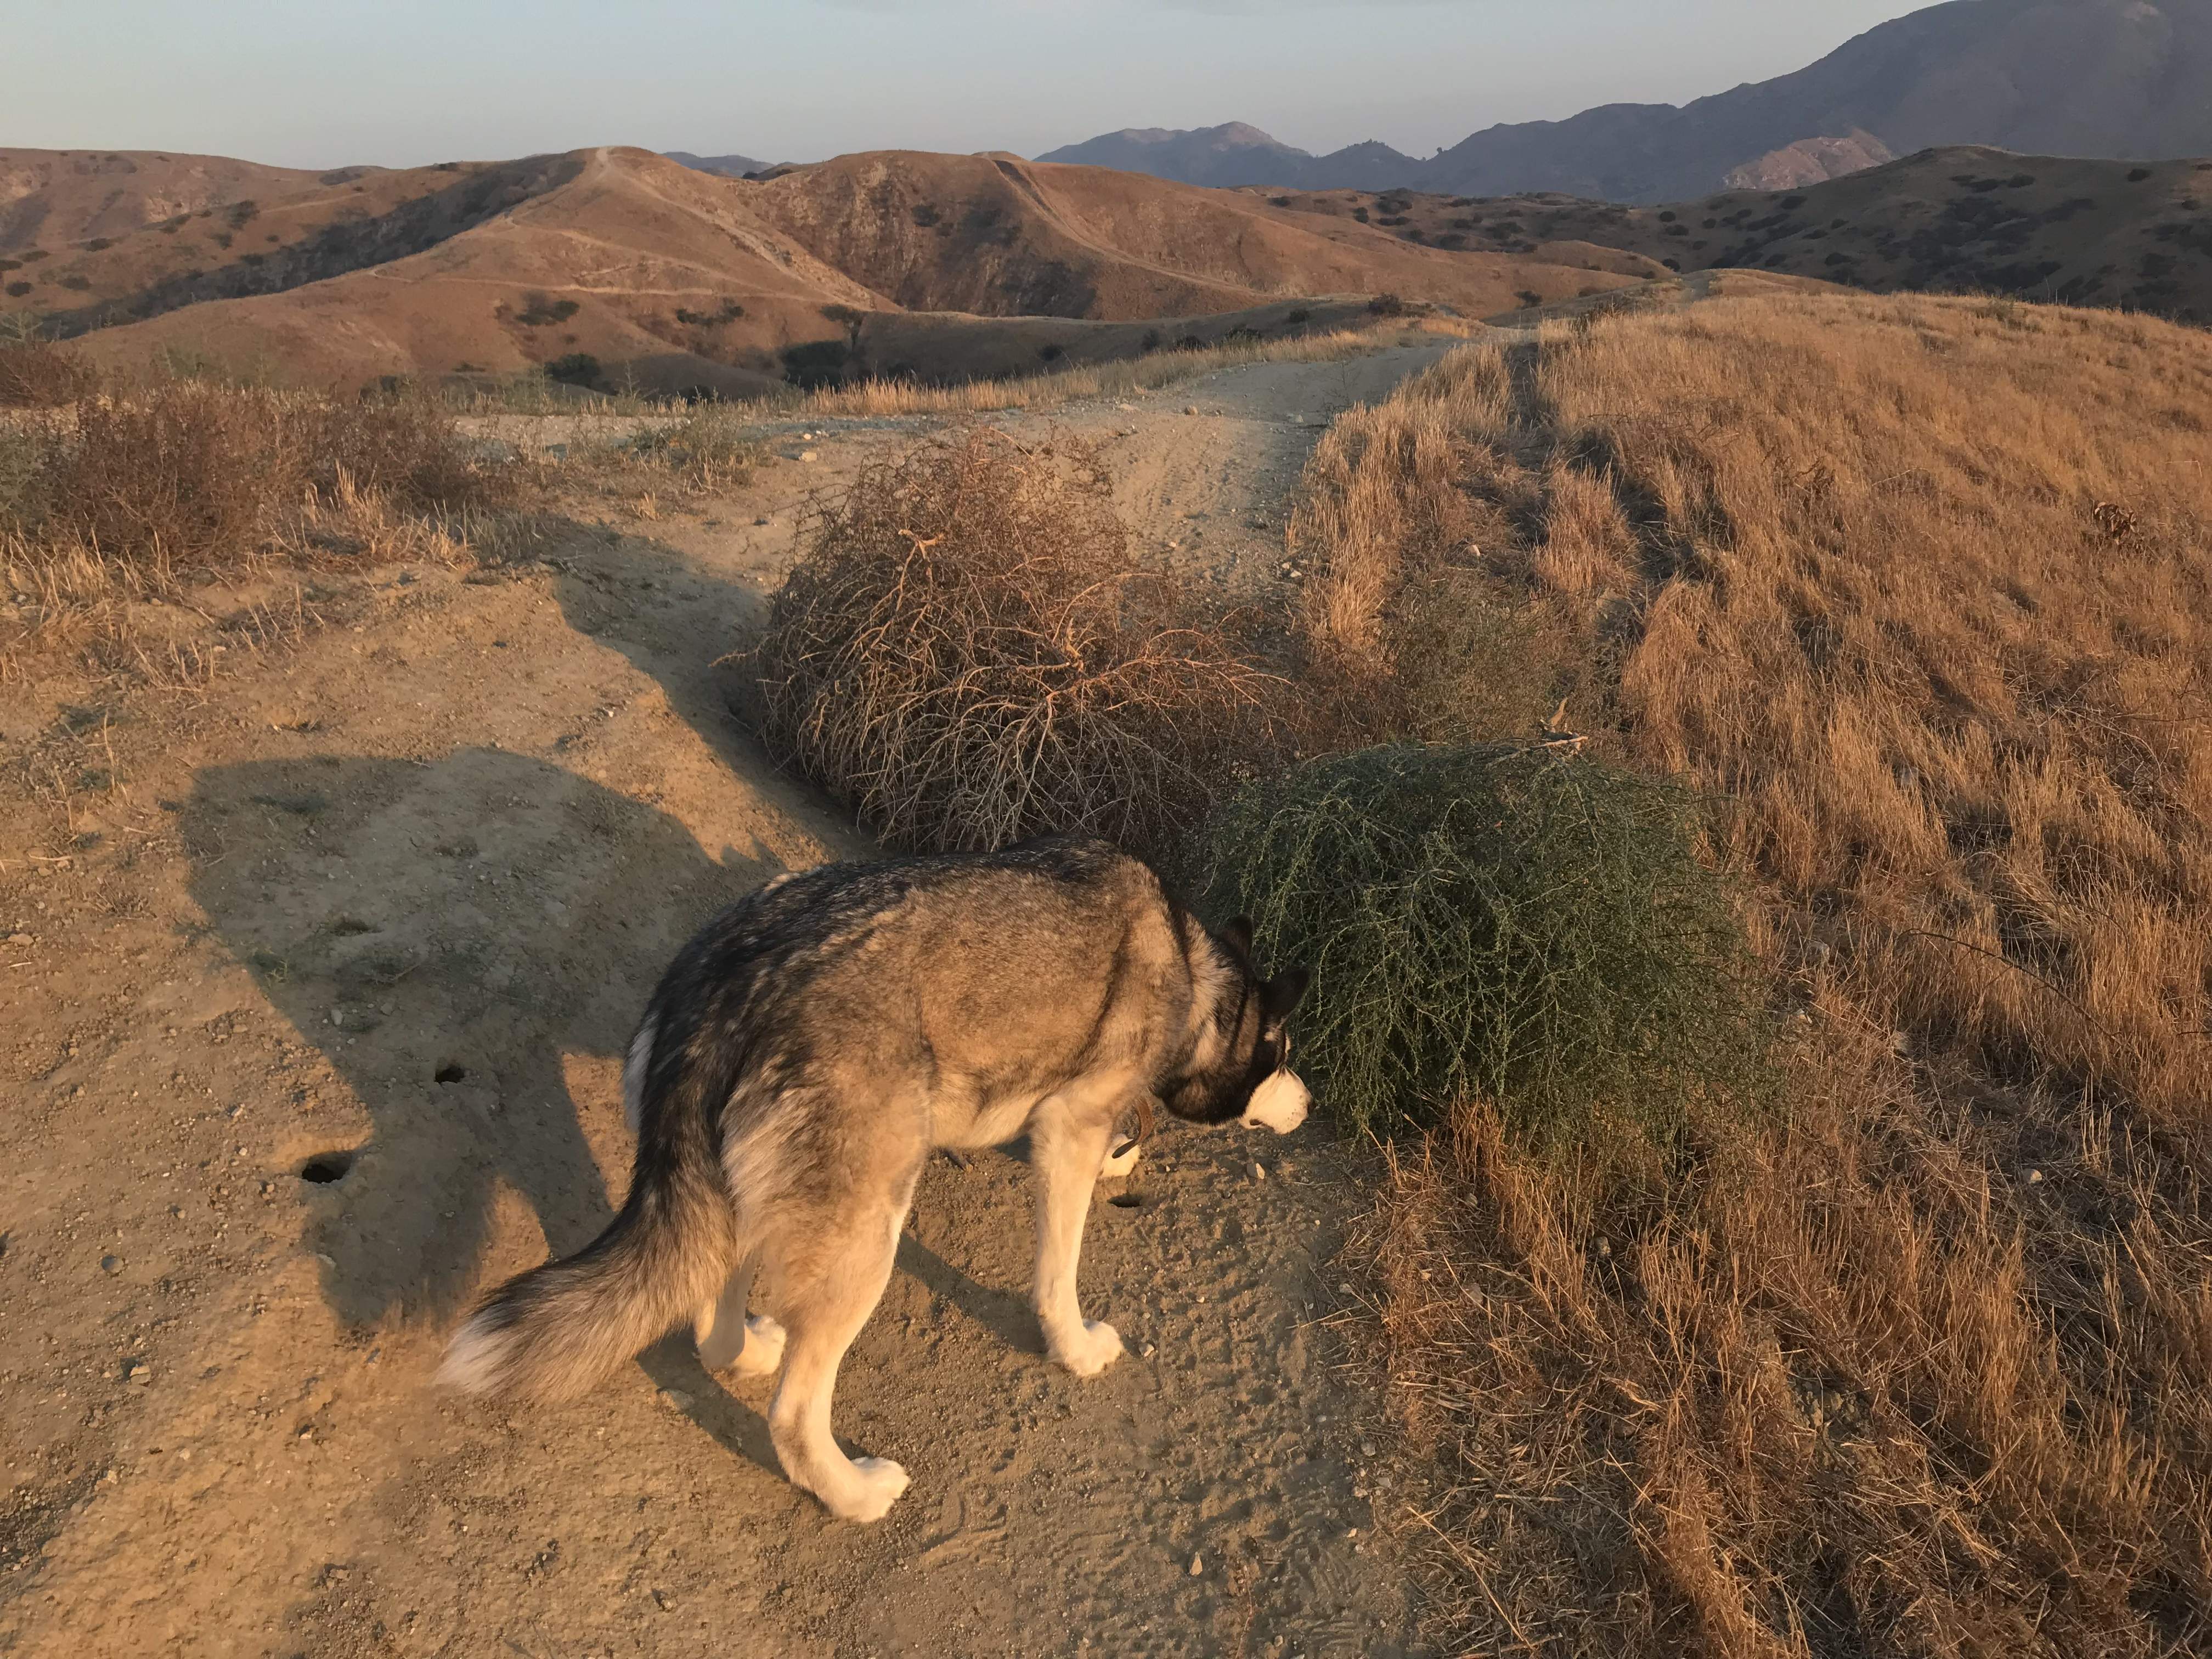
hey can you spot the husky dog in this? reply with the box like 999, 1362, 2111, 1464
438, 837, 1310, 1522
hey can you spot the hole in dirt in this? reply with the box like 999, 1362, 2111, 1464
1108, 1193, 1146, 1209
299, 1151, 357, 1184
434, 1064, 467, 1084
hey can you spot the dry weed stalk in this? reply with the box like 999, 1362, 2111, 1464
1291, 292, 2212, 1655
754, 428, 1282, 860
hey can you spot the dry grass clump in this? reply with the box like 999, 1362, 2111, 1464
0, 331, 99, 408
612, 402, 760, 493
9, 382, 513, 573
38, 382, 316, 566
752, 428, 1280, 859
315, 393, 518, 512
1286, 348, 1605, 744
1290, 293, 2212, 1655
1363, 1047, 2212, 1659
3, 379, 520, 684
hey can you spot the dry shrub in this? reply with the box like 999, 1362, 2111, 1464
1294, 294, 2212, 1655
4, 381, 515, 684
614, 402, 760, 493
0, 333, 100, 408
41, 382, 314, 568
316, 392, 514, 511
753, 428, 1279, 859
10, 382, 509, 572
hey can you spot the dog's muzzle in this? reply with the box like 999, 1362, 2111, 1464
1240, 1069, 1310, 1134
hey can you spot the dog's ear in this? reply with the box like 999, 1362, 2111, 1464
1218, 917, 1255, 964
1263, 968, 1311, 1022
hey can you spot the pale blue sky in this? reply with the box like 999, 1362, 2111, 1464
7, 1, 1932, 169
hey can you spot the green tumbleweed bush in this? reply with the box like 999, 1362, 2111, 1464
1202, 741, 1773, 1148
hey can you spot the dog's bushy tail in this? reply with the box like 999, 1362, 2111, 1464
438, 1028, 740, 1402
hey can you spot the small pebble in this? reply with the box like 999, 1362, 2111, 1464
1184, 405, 1199, 415
798, 450, 819, 463
1250, 1161, 1266, 1181
1188, 1553, 1204, 1576
2024, 1167, 2045, 1185
659, 1389, 693, 1410
100, 1255, 122, 1273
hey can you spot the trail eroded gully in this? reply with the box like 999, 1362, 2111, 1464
1, 348, 1454, 1658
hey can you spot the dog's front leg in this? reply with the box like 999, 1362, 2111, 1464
1028, 1101, 1122, 1377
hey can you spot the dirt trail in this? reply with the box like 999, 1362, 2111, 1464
0, 345, 1455, 1659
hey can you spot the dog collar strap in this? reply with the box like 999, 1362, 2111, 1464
1113, 1094, 1156, 1160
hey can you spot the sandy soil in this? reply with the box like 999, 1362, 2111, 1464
0, 347, 1457, 1658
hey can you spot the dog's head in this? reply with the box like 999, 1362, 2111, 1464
1163, 916, 1312, 1133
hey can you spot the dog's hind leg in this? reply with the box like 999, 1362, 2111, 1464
693, 1257, 787, 1377
1030, 1100, 1122, 1377
764, 1203, 912, 1523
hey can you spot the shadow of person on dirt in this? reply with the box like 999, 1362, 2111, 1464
183, 747, 783, 1330
183, 741, 1028, 1477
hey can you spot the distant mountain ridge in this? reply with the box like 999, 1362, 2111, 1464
663, 150, 768, 178
1036, 123, 1419, 191
1039, 0, 2212, 203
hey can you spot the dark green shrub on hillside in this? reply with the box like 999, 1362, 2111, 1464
1202, 742, 1773, 1149
544, 353, 601, 387
780, 338, 849, 388
674, 298, 744, 328
516, 293, 580, 326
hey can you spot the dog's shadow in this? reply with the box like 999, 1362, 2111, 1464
633, 1228, 1043, 1480
899, 1231, 1043, 1356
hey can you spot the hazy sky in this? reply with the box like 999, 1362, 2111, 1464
7, 1, 1935, 168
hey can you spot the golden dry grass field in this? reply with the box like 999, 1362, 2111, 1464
1291, 290, 2212, 1656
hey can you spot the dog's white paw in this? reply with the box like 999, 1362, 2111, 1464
823, 1457, 910, 1524
729, 1314, 787, 1377
1047, 1318, 1123, 1378
1099, 1139, 1142, 1180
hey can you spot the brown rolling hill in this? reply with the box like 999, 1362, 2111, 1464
3, 156, 580, 336
3, 146, 1647, 397
1265, 146, 2212, 325
0, 148, 382, 252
